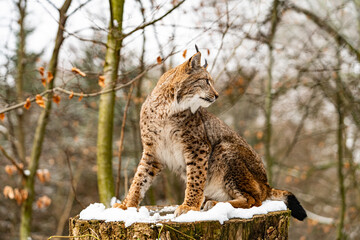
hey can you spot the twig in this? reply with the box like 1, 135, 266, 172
64, 149, 85, 208
47, 234, 100, 240
67, 0, 93, 17
115, 84, 134, 199
285, 2, 360, 62
122, 0, 186, 39
164, 224, 196, 240
0, 145, 27, 178
0, 65, 149, 115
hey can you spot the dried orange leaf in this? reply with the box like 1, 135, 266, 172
207, 49, 210, 55
37, 195, 51, 209
52, 94, 61, 106
256, 131, 263, 140
69, 91, 74, 99
3, 186, 14, 199
71, 67, 86, 77
24, 98, 31, 110
43, 169, 50, 182
0, 113, 4, 122
20, 189, 28, 200
98, 75, 105, 88
78, 92, 83, 102
5, 165, 15, 176
36, 169, 46, 183
14, 188, 22, 205
35, 95, 45, 108
39, 67, 45, 76
47, 72, 54, 83
182, 49, 187, 58
156, 56, 162, 64
41, 77, 46, 87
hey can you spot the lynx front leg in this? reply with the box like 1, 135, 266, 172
175, 141, 210, 217
113, 151, 163, 209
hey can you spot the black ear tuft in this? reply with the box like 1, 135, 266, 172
287, 194, 307, 221
195, 44, 199, 53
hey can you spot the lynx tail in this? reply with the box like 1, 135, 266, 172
269, 188, 307, 221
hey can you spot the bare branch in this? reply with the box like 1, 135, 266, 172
0, 51, 177, 115
285, 2, 360, 61
0, 145, 27, 178
122, 0, 186, 39
68, 0, 93, 17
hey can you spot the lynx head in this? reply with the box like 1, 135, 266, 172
171, 51, 219, 114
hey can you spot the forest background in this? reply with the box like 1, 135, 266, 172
0, 0, 359, 239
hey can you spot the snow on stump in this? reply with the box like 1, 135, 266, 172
69, 202, 291, 240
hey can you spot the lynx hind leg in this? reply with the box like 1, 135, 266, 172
203, 188, 255, 211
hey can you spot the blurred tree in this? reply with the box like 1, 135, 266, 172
96, 0, 125, 207
20, 0, 73, 239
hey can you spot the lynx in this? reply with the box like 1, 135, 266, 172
114, 48, 307, 221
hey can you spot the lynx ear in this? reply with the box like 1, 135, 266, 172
188, 52, 202, 70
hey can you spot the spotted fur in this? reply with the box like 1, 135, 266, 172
113, 51, 307, 221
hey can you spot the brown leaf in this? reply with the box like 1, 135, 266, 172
37, 195, 51, 209
14, 188, 22, 205
24, 98, 31, 110
69, 91, 74, 99
39, 67, 45, 76
98, 75, 105, 88
5, 165, 16, 176
41, 77, 46, 87
3, 186, 14, 199
0, 113, 4, 122
20, 189, 28, 200
207, 49, 210, 55
78, 92, 83, 102
156, 56, 162, 64
256, 131, 263, 140
71, 67, 86, 77
47, 72, 54, 83
36, 169, 45, 183
182, 49, 187, 58
52, 94, 61, 106
43, 169, 51, 182
35, 95, 45, 108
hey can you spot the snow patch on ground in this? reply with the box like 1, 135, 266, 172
79, 200, 287, 227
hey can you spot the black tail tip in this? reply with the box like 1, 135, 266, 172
287, 194, 307, 221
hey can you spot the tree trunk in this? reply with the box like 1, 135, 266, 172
15, 0, 27, 163
19, 1, 72, 239
264, 0, 280, 185
69, 207, 291, 240
96, 0, 125, 207
335, 59, 346, 240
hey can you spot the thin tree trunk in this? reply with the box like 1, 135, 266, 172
15, 0, 27, 163
115, 84, 134, 199
96, 0, 125, 207
335, 64, 346, 240
19, 1, 72, 239
264, 0, 280, 185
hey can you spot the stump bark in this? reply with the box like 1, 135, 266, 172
69, 206, 291, 240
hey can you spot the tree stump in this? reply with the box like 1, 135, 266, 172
69, 206, 291, 240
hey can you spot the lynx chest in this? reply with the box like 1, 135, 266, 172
155, 124, 186, 179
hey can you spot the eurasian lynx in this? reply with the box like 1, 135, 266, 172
114, 48, 307, 221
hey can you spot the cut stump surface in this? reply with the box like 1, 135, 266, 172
69, 206, 291, 240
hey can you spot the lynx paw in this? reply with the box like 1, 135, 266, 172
203, 200, 218, 211
112, 203, 127, 210
174, 204, 199, 217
